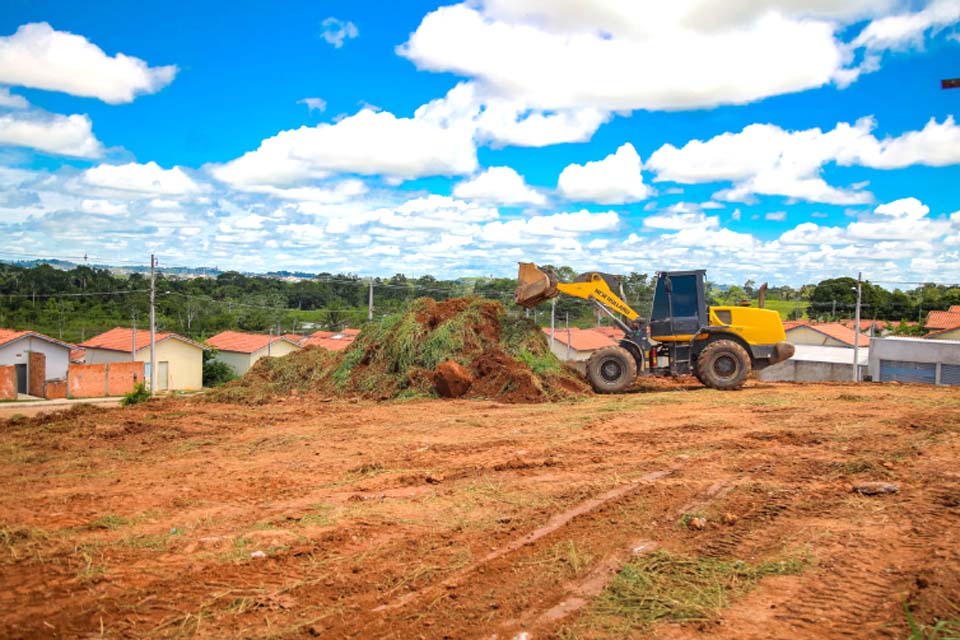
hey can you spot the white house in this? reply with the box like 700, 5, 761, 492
0, 328, 74, 395
205, 331, 302, 377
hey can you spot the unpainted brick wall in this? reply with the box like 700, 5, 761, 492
45, 379, 67, 400
28, 351, 45, 397
107, 361, 144, 396
68, 363, 108, 398
0, 365, 15, 400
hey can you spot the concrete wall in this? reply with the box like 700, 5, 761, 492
134, 339, 203, 391
547, 341, 593, 363
82, 348, 133, 364
927, 327, 960, 341
869, 336, 960, 385
0, 365, 15, 400
0, 336, 70, 381
759, 359, 866, 383
785, 326, 848, 348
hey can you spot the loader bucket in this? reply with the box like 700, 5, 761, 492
515, 262, 559, 308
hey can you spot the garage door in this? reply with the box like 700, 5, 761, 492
878, 360, 936, 384
941, 364, 960, 386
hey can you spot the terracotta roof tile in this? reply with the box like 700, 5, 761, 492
591, 326, 626, 341
781, 319, 811, 331
925, 310, 960, 330
309, 330, 336, 339
303, 332, 356, 351
542, 327, 617, 351
81, 327, 206, 352
205, 331, 298, 354
0, 328, 75, 350
785, 322, 870, 347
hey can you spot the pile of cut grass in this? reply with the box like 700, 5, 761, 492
209, 297, 587, 404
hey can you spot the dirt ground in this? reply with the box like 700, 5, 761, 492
1, 380, 958, 639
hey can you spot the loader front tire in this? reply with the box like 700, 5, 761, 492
586, 346, 637, 393
695, 339, 751, 390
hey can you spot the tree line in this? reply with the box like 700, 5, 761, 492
0, 263, 955, 344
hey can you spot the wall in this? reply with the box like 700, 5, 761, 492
28, 351, 45, 396
927, 327, 960, 341
45, 379, 66, 399
107, 361, 145, 396
135, 339, 203, 391
759, 360, 865, 383
869, 337, 960, 385
83, 348, 135, 365
0, 365, 15, 400
548, 341, 592, 363
785, 326, 847, 348
67, 362, 145, 398
212, 350, 252, 377
69, 363, 107, 398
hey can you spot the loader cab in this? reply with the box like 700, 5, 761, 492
649, 270, 707, 339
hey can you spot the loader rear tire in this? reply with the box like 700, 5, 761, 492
695, 339, 751, 390
586, 346, 637, 393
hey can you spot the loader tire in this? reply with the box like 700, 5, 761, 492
695, 339, 751, 390
586, 346, 637, 394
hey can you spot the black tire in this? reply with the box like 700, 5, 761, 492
695, 339, 751, 390
586, 346, 638, 393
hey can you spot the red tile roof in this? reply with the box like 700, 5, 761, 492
70, 348, 86, 362
0, 328, 74, 350
925, 309, 960, 330
282, 333, 307, 345
543, 327, 617, 351
924, 325, 960, 339
303, 331, 357, 351
309, 330, 336, 339
781, 319, 811, 331
591, 326, 626, 341
785, 322, 870, 347
205, 331, 299, 354
81, 327, 206, 352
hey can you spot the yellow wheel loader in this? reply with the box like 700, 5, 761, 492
515, 263, 795, 392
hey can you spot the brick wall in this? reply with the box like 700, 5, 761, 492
107, 361, 144, 396
0, 365, 15, 401
45, 379, 67, 400
28, 351, 45, 397
67, 361, 146, 398
68, 363, 108, 398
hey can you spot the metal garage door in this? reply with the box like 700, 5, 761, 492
879, 360, 936, 384
941, 364, 960, 386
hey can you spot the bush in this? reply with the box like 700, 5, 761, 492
121, 383, 150, 406
203, 359, 237, 387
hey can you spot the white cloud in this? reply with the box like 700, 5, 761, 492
0, 22, 176, 103
0, 87, 28, 108
415, 81, 608, 148
480, 210, 619, 243
83, 161, 204, 195
298, 97, 327, 113
80, 199, 126, 215
400, 3, 846, 112
779, 222, 847, 245
241, 180, 368, 203
320, 17, 358, 48
558, 143, 651, 204
765, 211, 787, 221
212, 108, 477, 186
852, 0, 960, 51
453, 166, 545, 205
0, 111, 103, 157
647, 115, 960, 204
643, 208, 719, 231
376, 195, 498, 233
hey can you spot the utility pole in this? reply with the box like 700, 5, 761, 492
853, 272, 862, 382
368, 279, 374, 322
550, 298, 556, 349
149, 254, 156, 395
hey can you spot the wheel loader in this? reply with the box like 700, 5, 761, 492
515, 263, 795, 392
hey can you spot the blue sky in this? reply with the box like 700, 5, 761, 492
0, 0, 958, 285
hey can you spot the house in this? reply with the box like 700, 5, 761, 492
302, 329, 359, 351
784, 322, 871, 349
924, 306, 960, 331
80, 328, 208, 391
924, 324, 960, 341
542, 327, 618, 362
868, 336, 960, 386
205, 331, 302, 376
0, 329, 74, 397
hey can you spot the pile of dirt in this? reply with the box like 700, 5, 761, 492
210, 297, 589, 404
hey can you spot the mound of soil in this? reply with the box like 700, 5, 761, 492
211, 297, 588, 404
